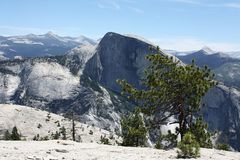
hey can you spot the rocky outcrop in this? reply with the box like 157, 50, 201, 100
0, 43, 132, 133
202, 85, 240, 150
84, 32, 159, 92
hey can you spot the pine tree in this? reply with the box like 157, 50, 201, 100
117, 47, 216, 140
4, 130, 11, 140
121, 107, 147, 147
216, 143, 230, 151
64, 108, 76, 141
155, 130, 177, 150
189, 117, 213, 148
60, 126, 67, 140
11, 126, 21, 140
177, 132, 200, 158
100, 135, 110, 145
33, 134, 40, 141
53, 131, 60, 140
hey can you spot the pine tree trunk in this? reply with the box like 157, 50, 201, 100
178, 98, 185, 140
72, 112, 75, 141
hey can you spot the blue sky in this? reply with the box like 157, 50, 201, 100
1, 0, 240, 51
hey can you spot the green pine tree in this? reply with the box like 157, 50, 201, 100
189, 117, 213, 148
100, 135, 110, 145
216, 143, 230, 151
64, 108, 76, 141
121, 107, 148, 147
177, 132, 200, 158
11, 126, 21, 140
117, 47, 216, 140
4, 130, 11, 140
155, 130, 178, 150
60, 126, 67, 140
53, 131, 60, 140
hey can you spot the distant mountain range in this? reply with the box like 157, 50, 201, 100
165, 46, 240, 59
169, 47, 240, 88
0, 32, 96, 60
0, 32, 240, 150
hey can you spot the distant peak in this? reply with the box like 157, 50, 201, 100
26, 33, 36, 37
215, 52, 230, 58
104, 32, 121, 37
124, 34, 155, 45
102, 32, 155, 46
45, 31, 58, 37
200, 46, 214, 54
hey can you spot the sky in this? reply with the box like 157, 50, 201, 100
1, 0, 240, 52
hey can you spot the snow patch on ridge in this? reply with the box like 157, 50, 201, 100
8, 37, 44, 45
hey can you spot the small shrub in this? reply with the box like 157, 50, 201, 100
100, 135, 110, 145
76, 135, 82, 143
47, 113, 51, 119
89, 130, 93, 135
53, 131, 60, 140
37, 124, 42, 129
189, 117, 213, 148
4, 130, 11, 140
177, 132, 200, 158
46, 113, 51, 122
40, 136, 49, 141
155, 140, 163, 149
109, 133, 114, 140
216, 143, 230, 151
33, 134, 40, 141
60, 126, 67, 140
11, 126, 21, 140
115, 140, 121, 146
155, 130, 177, 150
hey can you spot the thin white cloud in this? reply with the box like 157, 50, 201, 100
224, 3, 240, 9
169, 0, 240, 9
169, 0, 200, 5
150, 37, 240, 52
121, 0, 136, 3
97, 0, 139, 11
97, 0, 120, 10
97, 3, 106, 9
128, 7, 144, 14
111, 1, 120, 10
